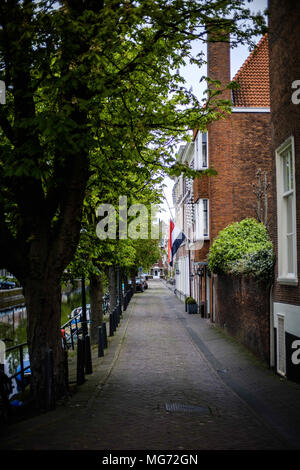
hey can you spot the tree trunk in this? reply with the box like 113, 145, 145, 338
23, 277, 66, 410
89, 273, 103, 345
131, 270, 137, 293
108, 266, 117, 312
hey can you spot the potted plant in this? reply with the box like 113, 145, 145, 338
185, 297, 198, 314
184, 296, 193, 312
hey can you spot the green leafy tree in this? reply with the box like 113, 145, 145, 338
0, 0, 266, 406
64, 143, 162, 343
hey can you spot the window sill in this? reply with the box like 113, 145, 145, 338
277, 276, 298, 286
188, 238, 210, 249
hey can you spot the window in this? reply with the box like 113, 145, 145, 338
203, 199, 208, 237
195, 199, 209, 240
202, 133, 207, 168
276, 136, 297, 284
194, 132, 208, 170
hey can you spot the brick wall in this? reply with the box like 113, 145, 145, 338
214, 274, 271, 362
193, 174, 209, 202
195, 111, 273, 246
230, 113, 273, 235
207, 29, 231, 101
269, 0, 300, 305
193, 240, 210, 262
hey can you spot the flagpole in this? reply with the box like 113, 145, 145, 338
188, 240, 192, 298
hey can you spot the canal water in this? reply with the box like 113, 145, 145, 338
0, 306, 28, 397
0, 289, 90, 397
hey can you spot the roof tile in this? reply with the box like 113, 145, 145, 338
232, 34, 270, 107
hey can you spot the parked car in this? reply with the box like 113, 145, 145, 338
135, 277, 145, 292
68, 304, 91, 322
0, 280, 16, 290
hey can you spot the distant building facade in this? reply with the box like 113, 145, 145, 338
173, 33, 272, 322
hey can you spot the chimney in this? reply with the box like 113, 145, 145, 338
207, 22, 231, 101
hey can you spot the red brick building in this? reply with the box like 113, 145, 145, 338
174, 34, 272, 327
193, 33, 272, 320
269, 0, 300, 382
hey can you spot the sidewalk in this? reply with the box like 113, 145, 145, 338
1, 279, 300, 450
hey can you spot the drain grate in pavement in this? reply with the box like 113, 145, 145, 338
165, 402, 212, 416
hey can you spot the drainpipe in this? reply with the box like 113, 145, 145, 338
269, 283, 275, 368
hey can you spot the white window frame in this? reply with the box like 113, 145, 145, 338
195, 198, 209, 241
194, 131, 208, 170
276, 136, 298, 285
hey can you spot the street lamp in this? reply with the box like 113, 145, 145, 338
197, 267, 204, 277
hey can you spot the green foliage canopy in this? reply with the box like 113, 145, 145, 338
0, 0, 267, 285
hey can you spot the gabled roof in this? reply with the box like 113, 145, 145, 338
232, 34, 270, 107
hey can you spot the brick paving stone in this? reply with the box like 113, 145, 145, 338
1, 280, 300, 450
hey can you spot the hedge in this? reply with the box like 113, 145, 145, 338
208, 218, 275, 282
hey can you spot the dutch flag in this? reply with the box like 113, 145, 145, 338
168, 219, 186, 267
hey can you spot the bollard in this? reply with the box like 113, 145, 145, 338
112, 308, 117, 332
116, 305, 120, 326
115, 306, 119, 326
84, 335, 93, 374
113, 308, 117, 330
109, 313, 114, 336
44, 349, 55, 410
102, 322, 108, 349
76, 337, 85, 385
98, 326, 104, 358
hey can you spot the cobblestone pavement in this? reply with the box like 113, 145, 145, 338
1, 280, 300, 450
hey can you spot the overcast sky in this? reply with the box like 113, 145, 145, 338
159, 0, 268, 225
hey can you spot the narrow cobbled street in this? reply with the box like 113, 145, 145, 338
1, 280, 300, 450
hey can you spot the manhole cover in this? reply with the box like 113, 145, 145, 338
165, 402, 212, 416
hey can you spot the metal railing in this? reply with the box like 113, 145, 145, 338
2, 341, 30, 394
61, 310, 83, 351
0, 285, 134, 414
